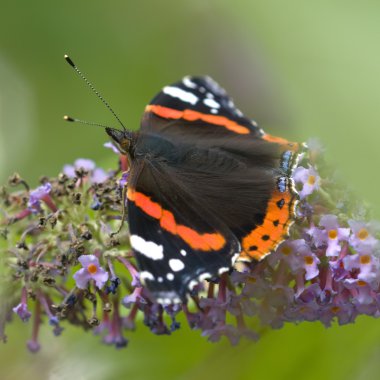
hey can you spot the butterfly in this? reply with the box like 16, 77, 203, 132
105, 76, 301, 304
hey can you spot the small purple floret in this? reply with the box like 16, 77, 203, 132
309, 215, 350, 257
73, 255, 109, 289
27, 339, 41, 353
63, 159, 109, 183
27, 183, 52, 212
119, 172, 130, 188
92, 168, 108, 183
12, 303, 32, 322
122, 287, 146, 308
348, 220, 379, 253
293, 165, 320, 199
104, 141, 120, 154
64, 159, 96, 175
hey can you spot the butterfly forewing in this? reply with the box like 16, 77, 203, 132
142, 76, 263, 137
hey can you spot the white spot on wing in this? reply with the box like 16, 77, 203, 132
130, 235, 164, 260
218, 267, 229, 275
203, 98, 220, 109
157, 297, 181, 305
163, 86, 198, 105
188, 280, 198, 290
180, 249, 187, 256
166, 273, 175, 281
182, 76, 197, 89
169, 259, 185, 272
140, 271, 155, 281
199, 272, 211, 282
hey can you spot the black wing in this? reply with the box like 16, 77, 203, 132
126, 76, 301, 304
127, 156, 240, 304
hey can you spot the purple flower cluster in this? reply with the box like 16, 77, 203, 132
1, 141, 380, 351
63, 158, 110, 184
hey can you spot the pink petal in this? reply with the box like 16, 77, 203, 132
78, 254, 99, 268
63, 164, 76, 177
320, 215, 339, 230
73, 268, 91, 289
293, 167, 309, 183
92, 268, 109, 289
74, 159, 95, 171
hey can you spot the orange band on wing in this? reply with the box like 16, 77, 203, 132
128, 188, 226, 251
127, 190, 162, 219
146, 105, 251, 135
262, 133, 299, 152
240, 189, 297, 261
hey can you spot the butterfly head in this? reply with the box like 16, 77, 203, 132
105, 127, 134, 155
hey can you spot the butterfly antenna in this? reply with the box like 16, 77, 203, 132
63, 115, 114, 129
64, 54, 127, 131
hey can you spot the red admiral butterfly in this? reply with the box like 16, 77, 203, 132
65, 56, 300, 304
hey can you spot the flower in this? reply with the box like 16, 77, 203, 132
293, 165, 320, 199
13, 303, 32, 322
63, 159, 95, 176
343, 253, 380, 284
73, 255, 109, 289
119, 172, 129, 188
104, 142, 129, 171
202, 324, 241, 345
122, 287, 146, 308
4, 138, 380, 352
309, 214, 350, 256
27, 339, 41, 353
348, 220, 379, 253
101, 302, 129, 349
63, 159, 109, 183
319, 304, 354, 327
301, 252, 321, 280
342, 279, 375, 306
268, 239, 310, 273
27, 182, 56, 212
268, 239, 320, 280
104, 141, 120, 154
92, 168, 109, 184
12, 287, 32, 322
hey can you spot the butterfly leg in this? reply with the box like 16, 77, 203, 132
111, 183, 128, 236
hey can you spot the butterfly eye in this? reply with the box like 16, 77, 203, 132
119, 139, 131, 153
105, 127, 131, 154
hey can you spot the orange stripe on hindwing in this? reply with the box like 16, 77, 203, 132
262, 133, 300, 152
127, 188, 226, 251
239, 189, 298, 261
145, 105, 251, 135
238, 138, 301, 261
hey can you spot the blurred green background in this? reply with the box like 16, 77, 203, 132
1, 1, 380, 379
